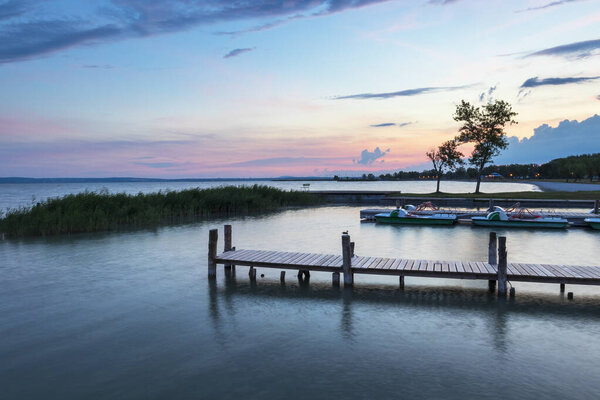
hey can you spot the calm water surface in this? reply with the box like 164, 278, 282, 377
1, 206, 599, 399
0, 180, 539, 212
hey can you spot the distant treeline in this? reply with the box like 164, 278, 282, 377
335, 153, 600, 182
0, 185, 319, 237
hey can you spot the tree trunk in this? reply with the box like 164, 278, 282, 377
436, 174, 441, 193
475, 166, 484, 193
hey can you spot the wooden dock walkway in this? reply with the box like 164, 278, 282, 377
216, 249, 600, 286
208, 226, 600, 297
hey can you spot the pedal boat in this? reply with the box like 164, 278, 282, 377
584, 218, 600, 230
375, 207, 456, 225
472, 207, 568, 229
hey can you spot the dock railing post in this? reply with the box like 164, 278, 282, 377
497, 236, 507, 296
342, 233, 353, 286
208, 229, 218, 279
224, 225, 232, 271
488, 232, 497, 291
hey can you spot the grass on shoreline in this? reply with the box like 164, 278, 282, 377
0, 185, 320, 237
390, 191, 600, 200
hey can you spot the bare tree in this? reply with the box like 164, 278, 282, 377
426, 140, 464, 193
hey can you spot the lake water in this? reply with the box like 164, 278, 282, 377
0, 180, 539, 212
1, 205, 599, 399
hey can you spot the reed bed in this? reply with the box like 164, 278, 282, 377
0, 185, 320, 237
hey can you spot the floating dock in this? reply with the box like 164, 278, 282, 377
208, 226, 600, 297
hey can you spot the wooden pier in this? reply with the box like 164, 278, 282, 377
208, 226, 600, 296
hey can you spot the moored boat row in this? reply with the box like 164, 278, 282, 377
374, 202, 599, 230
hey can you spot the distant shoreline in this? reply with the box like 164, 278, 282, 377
0, 177, 333, 184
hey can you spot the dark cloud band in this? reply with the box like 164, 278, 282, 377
0, 0, 394, 64
224, 48, 254, 58
526, 38, 600, 58
334, 85, 471, 100
520, 76, 600, 88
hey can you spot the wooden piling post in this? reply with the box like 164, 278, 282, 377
224, 225, 232, 271
488, 232, 497, 291
342, 233, 353, 286
509, 287, 516, 297
332, 272, 340, 287
497, 236, 507, 296
350, 242, 355, 257
249, 266, 256, 281
567, 292, 573, 300
399, 275, 405, 290
280, 271, 286, 283
560, 283, 565, 293
594, 199, 599, 214
488, 198, 495, 211
208, 229, 218, 279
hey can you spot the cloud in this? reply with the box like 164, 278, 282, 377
354, 147, 389, 165
520, 76, 600, 88
133, 162, 179, 168
370, 122, 396, 127
517, 0, 580, 12
334, 84, 472, 100
526, 38, 600, 58
223, 47, 254, 58
498, 114, 600, 164
429, 0, 461, 4
82, 64, 114, 69
228, 156, 338, 167
0, 0, 394, 64
0, 0, 30, 21
370, 121, 413, 128
479, 85, 496, 102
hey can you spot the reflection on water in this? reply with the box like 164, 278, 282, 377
1, 205, 600, 399
209, 277, 600, 342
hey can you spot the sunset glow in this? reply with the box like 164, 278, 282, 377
1, 0, 599, 178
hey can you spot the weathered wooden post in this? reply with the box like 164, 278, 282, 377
332, 272, 340, 287
560, 283, 565, 293
488, 232, 497, 292
488, 198, 495, 211
594, 199, 599, 214
280, 271, 286, 283
567, 292, 574, 300
342, 233, 353, 286
249, 266, 256, 281
399, 276, 405, 290
350, 242, 355, 257
224, 225, 232, 271
208, 229, 218, 279
497, 236, 507, 296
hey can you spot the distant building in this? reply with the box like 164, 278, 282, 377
484, 172, 503, 179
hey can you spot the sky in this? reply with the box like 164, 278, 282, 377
0, 0, 599, 178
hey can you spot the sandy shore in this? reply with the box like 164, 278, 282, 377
530, 181, 600, 192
